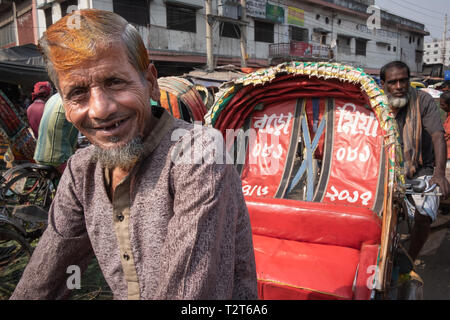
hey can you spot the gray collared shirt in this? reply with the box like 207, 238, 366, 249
11, 107, 257, 300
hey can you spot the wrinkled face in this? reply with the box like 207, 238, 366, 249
382, 67, 410, 98
58, 45, 159, 150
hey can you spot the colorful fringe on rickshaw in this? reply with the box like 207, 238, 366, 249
205, 61, 405, 194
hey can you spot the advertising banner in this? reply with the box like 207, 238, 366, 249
266, 2, 285, 24
287, 6, 305, 26
246, 0, 267, 19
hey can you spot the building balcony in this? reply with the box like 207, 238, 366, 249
269, 41, 332, 62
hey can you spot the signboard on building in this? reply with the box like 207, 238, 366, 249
247, 0, 267, 19
287, 6, 304, 27
266, 3, 284, 24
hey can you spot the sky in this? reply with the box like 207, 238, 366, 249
376, 0, 449, 40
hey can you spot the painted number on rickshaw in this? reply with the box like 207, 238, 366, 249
242, 184, 269, 197
325, 186, 372, 206
336, 145, 370, 162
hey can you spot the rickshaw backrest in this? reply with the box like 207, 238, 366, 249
246, 196, 381, 250
158, 76, 207, 123
0, 89, 36, 160
234, 87, 385, 213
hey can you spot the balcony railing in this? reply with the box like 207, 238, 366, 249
269, 41, 331, 60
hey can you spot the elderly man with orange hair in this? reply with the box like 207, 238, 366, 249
11, 9, 257, 300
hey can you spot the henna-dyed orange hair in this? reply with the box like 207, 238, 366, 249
39, 9, 150, 88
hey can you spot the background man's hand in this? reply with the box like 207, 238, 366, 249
430, 174, 450, 199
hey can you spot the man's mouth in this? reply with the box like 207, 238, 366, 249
93, 117, 130, 133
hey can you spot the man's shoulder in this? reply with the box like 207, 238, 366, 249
172, 119, 224, 146
170, 119, 230, 167
417, 89, 436, 107
68, 145, 96, 169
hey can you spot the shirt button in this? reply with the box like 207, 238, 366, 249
123, 253, 130, 261
117, 214, 124, 222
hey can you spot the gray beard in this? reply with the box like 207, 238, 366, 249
387, 93, 410, 109
92, 136, 144, 170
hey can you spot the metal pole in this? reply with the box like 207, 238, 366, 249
240, 0, 247, 67
12, 0, 19, 46
205, 0, 214, 72
443, 14, 447, 66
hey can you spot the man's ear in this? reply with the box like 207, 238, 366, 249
145, 63, 160, 102
380, 80, 385, 87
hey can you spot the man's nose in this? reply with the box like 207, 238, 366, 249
88, 88, 117, 120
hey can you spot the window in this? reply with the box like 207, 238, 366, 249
393, 46, 396, 52
434, 50, 438, 54
388, 45, 391, 51
166, 4, 196, 32
337, 19, 342, 25
435, 43, 439, 47
417, 38, 420, 46
45, 7, 52, 28
113, 0, 150, 26
316, 14, 320, 20
337, 35, 351, 55
61, 0, 78, 17
325, 17, 330, 24
415, 50, 423, 63
290, 26, 308, 42
220, 22, 240, 39
254, 20, 274, 43
0, 23, 15, 47
355, 39, 367, 56
427, 44, 430, 48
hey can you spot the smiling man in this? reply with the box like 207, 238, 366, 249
380, 61, 450, 276
10, 9, 257, 300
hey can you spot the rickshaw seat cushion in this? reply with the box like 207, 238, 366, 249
246, 197, 381, 250
253, 234, 360, 300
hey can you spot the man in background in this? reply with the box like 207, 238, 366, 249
380, 61, 450, 275
27, 81, 52, 139
34, 93, 79, 173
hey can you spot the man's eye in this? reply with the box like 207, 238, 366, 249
106, 78, 124, 87
69, 88, 88, 99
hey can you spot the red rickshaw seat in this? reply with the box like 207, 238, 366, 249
246, 197, 382, 249
254, 234, 359, 300
246, 197, 382, 299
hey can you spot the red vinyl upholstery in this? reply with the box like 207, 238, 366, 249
246, 197, 381, 250
254, 234, 359, 300
246, 197, 381, 300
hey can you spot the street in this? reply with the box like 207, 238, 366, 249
416, 212, 450, 299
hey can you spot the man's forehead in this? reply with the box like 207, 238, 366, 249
385, 67, 409, 79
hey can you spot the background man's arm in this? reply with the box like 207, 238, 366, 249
10, 157, 94, 299
431, 131, 450, 198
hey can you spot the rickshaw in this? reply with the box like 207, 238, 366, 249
0, 89, 59, 294
205, 61, 408, 300
157, 76, 208, 123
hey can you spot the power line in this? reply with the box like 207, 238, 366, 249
387, 0, 445, 21
384, 0, 444, 17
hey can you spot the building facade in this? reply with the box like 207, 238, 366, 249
423, 38, 450, 67
0, 0, 39, 48
0, 0, 429, 75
